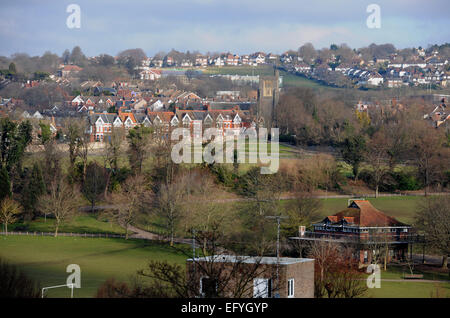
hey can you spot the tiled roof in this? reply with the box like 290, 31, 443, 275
327, 200, 406, 227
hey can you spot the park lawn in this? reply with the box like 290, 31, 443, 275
377, 265, 449, 282
366, 281, 450, 298
0, 235, 188, 298
1, 235, 447, 298
9, 213, 126, 235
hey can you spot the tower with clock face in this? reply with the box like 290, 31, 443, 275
257, 67, 279, 129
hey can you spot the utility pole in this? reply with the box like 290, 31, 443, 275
192, 228, 196, 277
265, 215, 287, 298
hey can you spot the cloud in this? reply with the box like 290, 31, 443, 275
0, 0, 448, 56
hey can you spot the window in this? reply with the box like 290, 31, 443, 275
200, 277, 217, 297
288, 279, 294, 298
253, 278, 271, 298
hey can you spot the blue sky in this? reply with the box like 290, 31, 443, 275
1, 0, 449, 57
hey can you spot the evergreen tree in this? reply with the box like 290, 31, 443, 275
22, 163, 46, 221
0, 166, 11, 201
8, 62, 16, 74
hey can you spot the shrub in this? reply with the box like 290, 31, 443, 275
0, 258, 41, 298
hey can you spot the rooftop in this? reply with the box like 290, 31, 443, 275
319, 200, 408, 227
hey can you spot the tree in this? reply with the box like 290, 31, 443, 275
0, 118, 33, 173
110, 175, 151, 239
282, 194, 321, 236
364, 130, 390, 197
41, 140, 63, 187
0, 258, 41, 298
103, 127, 124, 196
138, 224, 273, 298
8, 62, 16, 74
411, 122, 449, 196
0, 197, 22, 235
77, 132, 92, 182
64, 119, 82, 177
97, 54, 115, 67
118, 48, 147, 77
82, 162, 108, 213
69, 46, 86, 66
21, 163, 46, 221
341, 134, 366, 180
0, 166, 11, 201
62, 49, 70, 64
415, 196, 450, 268
95, 278, 130, 298
38, 122, 52, 145
180, 170, 238, 253
127, 125, 152, 175
308, 241, 367, 298
153, 176, 188, 246
37, 180, 79, 237
298, 43, 317, 64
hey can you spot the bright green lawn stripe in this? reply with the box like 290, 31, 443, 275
0, 236, 188, 298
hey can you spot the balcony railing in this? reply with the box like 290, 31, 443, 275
290, 231, 425, 245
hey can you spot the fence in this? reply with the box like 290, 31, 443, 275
0, 231, 126, 239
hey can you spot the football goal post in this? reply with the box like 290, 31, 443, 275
41, 283, 74, 298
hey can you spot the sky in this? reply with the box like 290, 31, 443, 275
0, 0, 449, 57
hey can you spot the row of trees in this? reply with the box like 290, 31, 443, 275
276, 88, 450, 196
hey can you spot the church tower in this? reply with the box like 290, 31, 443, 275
257, 67, 279, 129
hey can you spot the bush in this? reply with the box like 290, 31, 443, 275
0, 258, 41, 298
392, 171, 422, 191
280, 134, 296, 144
95, 278, 130, 298
359, 169, 422, 192
208, 164, 236, 188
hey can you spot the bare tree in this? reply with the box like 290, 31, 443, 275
411, 121, 449, 196
82, 162, 108, 212
365, 130, 390, 197
153, 175, 189, 246
103, 127, 124, 197
110, 175, 151, 239
415, 196, 450, 268
308, 240, 367, 298
181, 170, 238, 254
64, 119, 82, 175
0, 197, 22, 235
138, 223, 274, 298
41, 139, 63, 187
37, 180, 79, 237
77, 132, 92, 182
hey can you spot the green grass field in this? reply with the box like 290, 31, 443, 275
1, 235, 447, 298
0, 236, 187, 298
366, 280, 450, 298
9, 213, 125, 235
